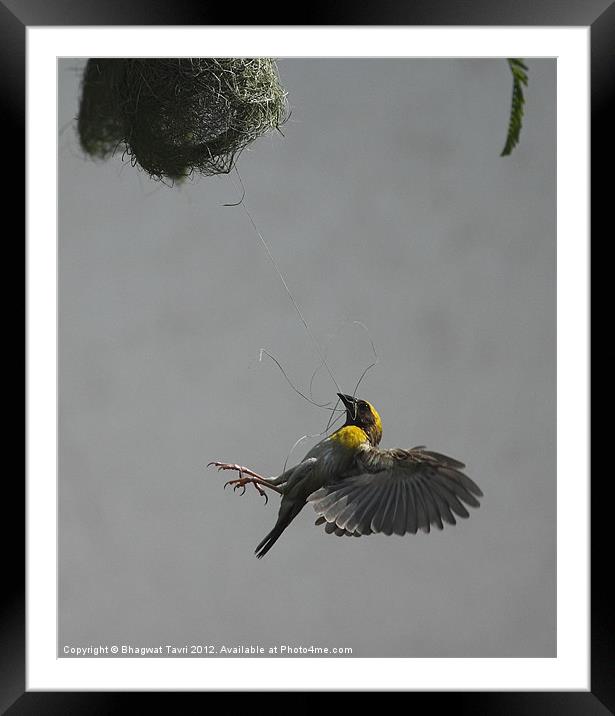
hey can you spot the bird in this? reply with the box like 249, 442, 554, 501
209, 393, 483, 558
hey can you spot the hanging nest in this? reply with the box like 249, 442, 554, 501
77, 58, 289, 181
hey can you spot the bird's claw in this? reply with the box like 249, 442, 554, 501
208, 462, 269, 504
253, 482, 269, 505
207, 461, 261, 479
208, 461, 241, 473
223, 476, 268, 504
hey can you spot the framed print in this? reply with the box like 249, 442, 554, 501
6, 0, 606, 709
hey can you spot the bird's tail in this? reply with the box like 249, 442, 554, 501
255, 501, 304, 559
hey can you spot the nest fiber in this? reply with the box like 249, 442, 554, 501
78, 58, 289, 181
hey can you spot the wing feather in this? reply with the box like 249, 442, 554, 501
412, 481, 431, 533
406, 483, 419, 534
430, 478, 470, 518
381, 479, 402, 536
438, 467, 483, 497
308, 446, 482, 537
392, 481, 408, 536
425, 480, 457, 525
335, 482, 375, 530
370, 478, 396, 533
417, 476, 444, 530
347, 483, 382, 535
431, 471, 481, 507
311, 482, 357, 514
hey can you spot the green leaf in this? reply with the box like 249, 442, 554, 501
501, 59, 529, 157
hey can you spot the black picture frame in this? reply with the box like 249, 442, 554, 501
7, 0, 606, 710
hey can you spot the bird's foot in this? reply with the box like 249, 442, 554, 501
207, 461, 282, 504
225, 475, 269, 503
208, 461, 265, 480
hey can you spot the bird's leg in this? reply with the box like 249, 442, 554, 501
207, 461, 283, 504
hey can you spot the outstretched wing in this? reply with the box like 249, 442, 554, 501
308, 448, 482, 537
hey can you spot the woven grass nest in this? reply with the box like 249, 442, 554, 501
77, 58, 289, 181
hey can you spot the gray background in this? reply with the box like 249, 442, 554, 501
59, 58, 556, 657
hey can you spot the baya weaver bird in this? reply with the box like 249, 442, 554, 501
209, 393, 483, 558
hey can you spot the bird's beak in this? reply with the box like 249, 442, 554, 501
337, 393, 357, 411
